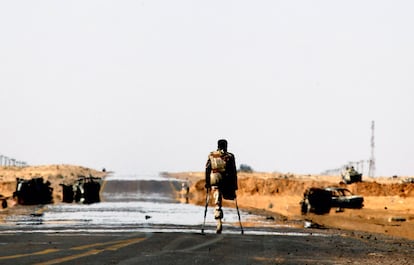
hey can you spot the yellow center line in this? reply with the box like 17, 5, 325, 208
104, 237, 147, 251
70, 238, 133, 250
34, 237, 147, 265
0, 249, 60, 260
34, 249, 106, 265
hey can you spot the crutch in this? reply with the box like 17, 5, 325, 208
235, 198, 244, 235
201, 189, 210, 234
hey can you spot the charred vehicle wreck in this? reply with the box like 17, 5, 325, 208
301, 186, 364, 215
61, 175, 102, 204
13, 177, 53, 205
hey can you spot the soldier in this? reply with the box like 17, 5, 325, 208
181, 180, 190, 203
205, 139, 238, 234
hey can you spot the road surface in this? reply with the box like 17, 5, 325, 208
1, 178, 413, 264
1, 228, 413, 265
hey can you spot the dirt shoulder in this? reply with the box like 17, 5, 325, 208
167, 172, 414, 241
0, 165, 108, 206
2, 168, 414, 241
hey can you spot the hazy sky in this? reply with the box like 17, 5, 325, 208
1, 1, 413, 176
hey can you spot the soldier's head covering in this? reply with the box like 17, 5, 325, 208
217, 139, 228, 152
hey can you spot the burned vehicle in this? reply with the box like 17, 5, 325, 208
301, 187, 364, 215
61, 176, 102, 204
325, 187, 364, 209
300, 187, 332, 215
13, 177, 53, 205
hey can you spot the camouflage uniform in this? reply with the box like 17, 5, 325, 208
205, 139, 238, 234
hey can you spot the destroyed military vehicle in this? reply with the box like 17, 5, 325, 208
301, 186, 364, 215
13, 177, 53, 205
61, 175, 102, 204
341, 166, 362, 184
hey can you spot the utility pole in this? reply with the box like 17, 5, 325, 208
368, 120, 376, 177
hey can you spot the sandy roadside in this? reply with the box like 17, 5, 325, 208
167, 171, 414, 241
0, 165, 108, 209
2, 167, 414, 241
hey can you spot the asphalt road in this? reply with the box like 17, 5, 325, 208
1, 228, 413, 265
2, 178, 413, 264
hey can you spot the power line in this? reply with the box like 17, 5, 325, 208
368, 120, 376, 177
321, 121, 376, 177
0, 154, 28, 167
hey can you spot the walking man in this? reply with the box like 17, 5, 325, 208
205, 139, 238, 233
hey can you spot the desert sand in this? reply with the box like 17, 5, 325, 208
168, 171, 414, 241
0, 165, 107, 207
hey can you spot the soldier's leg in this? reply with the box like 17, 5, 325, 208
212, 186, 223, 233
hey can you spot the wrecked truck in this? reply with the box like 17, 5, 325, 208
13, 177, 53, 205
61, 176, 102, 204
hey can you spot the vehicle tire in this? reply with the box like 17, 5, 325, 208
300, 200, 310, 215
